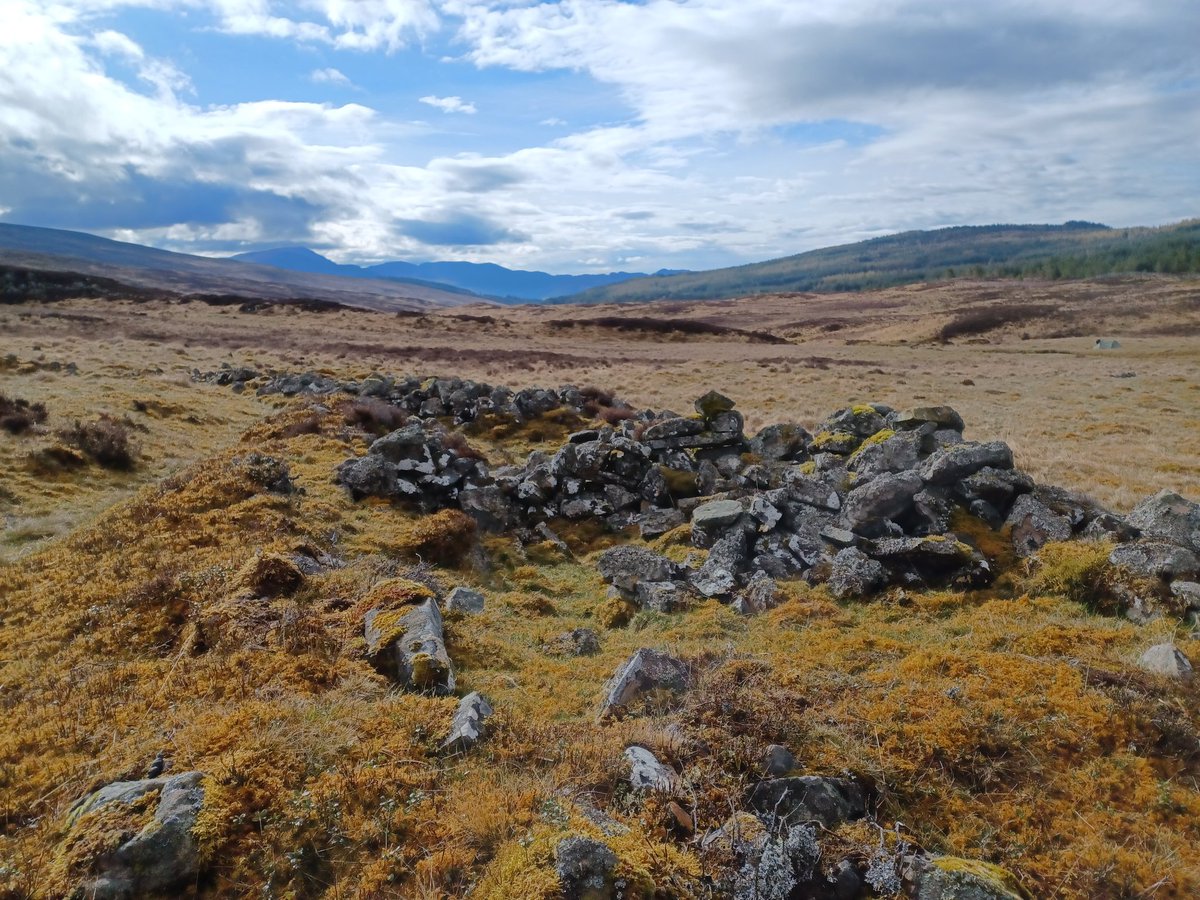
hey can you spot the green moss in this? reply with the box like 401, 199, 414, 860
930, 856, 1031, 899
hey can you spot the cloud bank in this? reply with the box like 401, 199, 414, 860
0, 0, 1197, 270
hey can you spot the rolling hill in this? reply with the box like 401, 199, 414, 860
231, 247, 686, 302
562, 220, 1200, 303
0, 224, 482, 312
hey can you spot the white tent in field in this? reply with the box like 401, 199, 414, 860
1094, 339, 1121, 349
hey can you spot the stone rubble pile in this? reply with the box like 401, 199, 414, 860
331, 383, 1200, 622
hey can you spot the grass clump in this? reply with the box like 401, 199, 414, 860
56, 415, 140, 470
1023, 540, 1117, 611
0, 393, 48, 434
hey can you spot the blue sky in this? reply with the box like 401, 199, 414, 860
1, 1, 1197, 273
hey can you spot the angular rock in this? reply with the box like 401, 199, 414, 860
695, 390, 736, 418
1171, 581, 1200, 610
919, 441, 1014, 486
458, 484, 517, 531
902, 854, 1031, 900
440, 692, 494, 753
709, 409, 745, 434
556, 835, 618, 900
625, 746, 679, 792
364, 599, 455, 694
828, 547, 888, 600
749, 423, 811, 461
1127, 490, 1200, 550
748, 775, 868, 828
644, 417, 705, 441
840, 471, 924, 535
635, 580, 682, 613
596, 546, 678, 596
956, 466, 1034, 512
336, 454, 397, 499
547, 628, 601, 657
691, 530, 749, 598
732, 570, 779, 616
748, 496, 782, 532
822, 405, 888, 439
598, 648, 690, 720
1109, 540, 1200, 581
691, 498, 744, 534
762, 744, 797, 777
849, 429, 923, 479
369, 422, 429, 461
1007, 493, 1072, 558
638, 507, 686, 539
446, 586, 485, 615
893, 406, 965, 433
64, 772, 206, 899
1138, 643, 1193, 679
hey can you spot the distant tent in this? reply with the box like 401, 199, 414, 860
1094, 339, 1121, 349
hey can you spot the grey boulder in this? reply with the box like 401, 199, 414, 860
64, 771, 206, 899
625, 746, 679, 792
827, 547, 888, 600
440, 691, 494, 753
556, 835, 619, 900
597, 546, 678, 597
919, 441, 1013, 486
598, 648, 690, 721
1007, 494, 1072, 558
364, 598, 455, 694
748, 775, 868, 828
840, 472, 924, 535
445, 586, 486, 614
1127, 490, 1200, 550
1138, 643, 1194, 679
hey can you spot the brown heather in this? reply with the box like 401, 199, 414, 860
0, 276, 1198, 897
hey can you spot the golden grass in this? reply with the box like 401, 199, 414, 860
1, 279, 1198, 897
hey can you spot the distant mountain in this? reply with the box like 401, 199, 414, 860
561, 220, 1200, 304
231, 248, 687, 302
0, 224, 480, 312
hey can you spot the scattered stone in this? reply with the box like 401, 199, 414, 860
63, 772, 206, 899
902, 854, 1031, 900
625, 746, 679, 792
1126, 490, 1200, 550
1171, 581, 1200, 610
762, 744, 797, 776
732, 570, 779, 616
1138, 643, 1194, 679
748, 775, 868, 828
440, 692, 494, 753
1007, 494, 1072, 558
1109, 540, 1200, 581
597, 546, 678, 597
555, 835, 619, 900
598, 648, 690, 721
364, 599, 455, 695
547, 628, 601, 657
445, 586, 486, 615
828, 547, 888, 600
635, 580, 682, 613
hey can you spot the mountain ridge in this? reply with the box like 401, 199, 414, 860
561, 219, 1200, 303
230, 247, 688, 302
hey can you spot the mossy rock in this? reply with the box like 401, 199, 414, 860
907, 854, 1031, 900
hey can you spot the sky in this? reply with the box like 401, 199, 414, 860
1, 1, 1197, 273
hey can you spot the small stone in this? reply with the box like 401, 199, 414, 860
635, 581, 681, 613
748, 775, 868, 828
828, 547, 888, 600
598, 648, 690, 721
445, 586, 485, 615
691, 498, 744, 532
893, 406, 965, 433
556, 836, 618, 900
763, 744, 797, 776
625, 746, 679, 792
695, 390, 736, 418
440, 692, 494, 753
1138, 643, 1194, 679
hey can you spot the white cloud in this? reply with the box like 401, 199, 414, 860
310, 66, 352, 86
205, 0, 438, 52
419, 94, 477, 114
1, 0, 1198, 273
